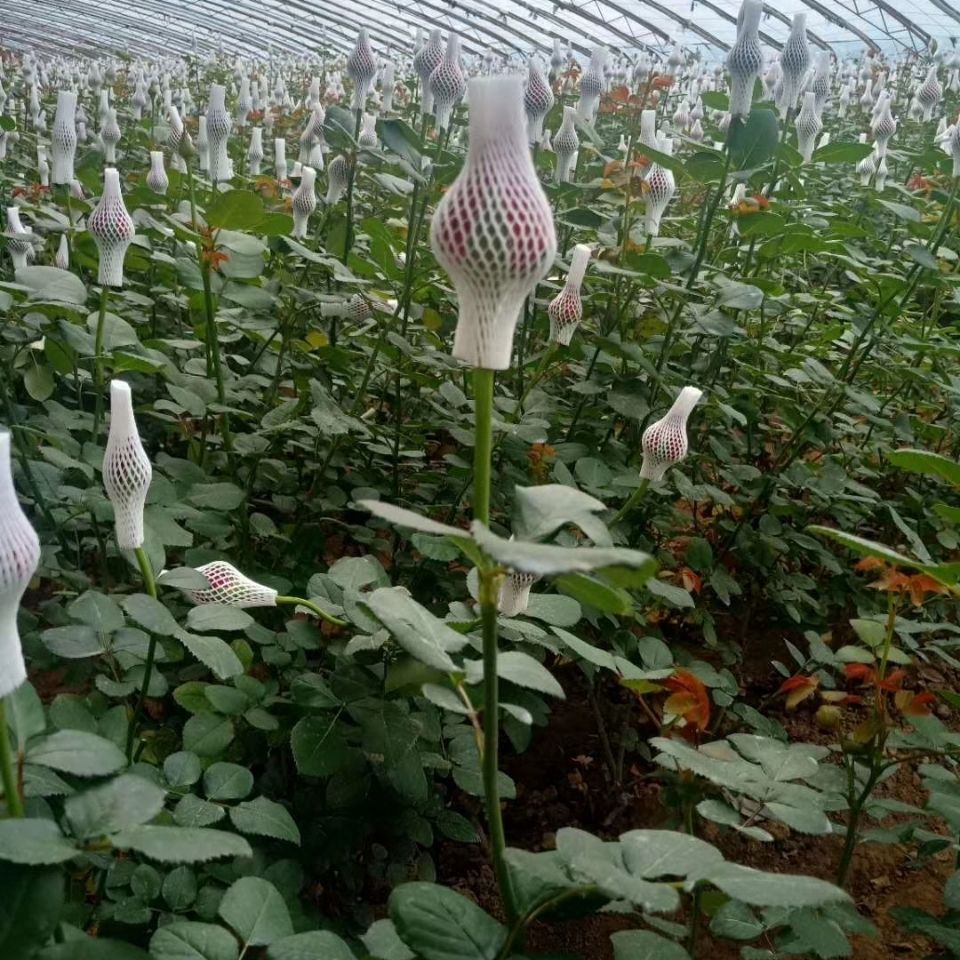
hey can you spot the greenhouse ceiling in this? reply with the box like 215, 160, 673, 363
3, 0, 960, 60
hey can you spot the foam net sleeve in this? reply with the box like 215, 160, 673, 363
431, 76, 557, 370
498, 570, 540, 617
0, 432, 41, 697
89, 170, 135, 288
186, 560, 278, 607
102, 381, 152, 549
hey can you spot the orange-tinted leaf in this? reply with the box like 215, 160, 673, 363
663, 669, 710, 731
679, 567, 702, 594
895, 690, 936, 716
778, 674, 819, 711
854, 556, 887, 572
845, 663, 874, 683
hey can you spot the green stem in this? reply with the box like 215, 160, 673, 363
275, 595, 346, 627
610, 478, 650, 527
473, 368, 517, 923
92, 285, 110, 435
126, 546, 158, 762
0, 699, 24, 817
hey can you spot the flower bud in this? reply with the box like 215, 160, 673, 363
206, 83, 232, 183
429, 33, 466, 132
51, 90, 78, 184
524, 57, 554, 144
726, 0, 763, 118
548, 244, 591, 346
553, 106, 579, 183
292, 165, 317, 239
146, 151, 168, 195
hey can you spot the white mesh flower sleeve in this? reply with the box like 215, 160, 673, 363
795, 92, 822, 163
0, 431, 40, 698
358, 113, 378, 149
524, 58, 554, 145
381, 62, 396, 113
89, 168, 135, 288
101, 108, 121, 164
498, 570, 540, 617
577, 46, 607, 122
855, 133, 877, 185
347, 29, 377, 111
875, 154, 889, 192
643, 137, 676, 238
945, 124, 960, 177
183, 560, 277, 607
726, 0, 763, 119
247, 127, 264, 176
548, 244, 591, 346
917, 67, 942, 121
55, 233, 69, 270
325, 155, 350, 205
51, 90, 77, 185
553, 106, 580, 183
237, 75, 252, 126
102, 380, 152, 550
414, 30, 445, 116
146, 151, 168, 195
206, 83, 232, 183
812, 51, 831, 115
871, 99, 897, 158
777, 14, 810, 117
198, 116, 210, 172
292, 165, 317, 239
429, 34, 466, 132
639, 109, 658, 150
274, 137, 287, 183
640, 386, 703, 482
6, 207, 33, 272
550, 39, 565, 80
430, 75, 557, 370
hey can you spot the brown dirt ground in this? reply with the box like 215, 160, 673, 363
438, 663, 957, 959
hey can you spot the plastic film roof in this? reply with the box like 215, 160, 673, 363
3, 0, 960, 61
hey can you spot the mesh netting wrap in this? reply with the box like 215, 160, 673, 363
639, 109, 658, 150
198, 116, 209, 172
51, 90, 77, 185
6, 207, 33, 272
871, 98, 897, 158
577, 46, 607, 122
429, 34, 466, 132
875, 154, 889, 192
89, 168, 134, 288
524, 58, 555, 145
247, 127, 264, 176
102, 380, 152, 550
643, 138, 676, 238
292, 165, 317, 239
101, 107, 121, 164
431, 75, 557, 371
917, 66, 942, 121
358, 113, 378, 149
726, 0, 763, 119
795, 92, 822, 163
146, 151, 168, 195
548, 244, 591, 346
183, 560, 278, 608
777, 14, 810, 117
0, 430, 41, 698
348, 29, 377, 111
275, 137, 287, 183
812, 50, 832, 116
499, 570, 540, 617
132, 80, 148, 121
325, 155, 350, 204
55, 234, 69, 270
206, 83, 232, 183
237, 76, 252, 126
946, 125, 960, 177
640, 386, 703, 482
381, 62, 396, 113
414, 30, 445, 117
553, 106, 580, 183
855, 133, 877, 185
550, 38, 565, 80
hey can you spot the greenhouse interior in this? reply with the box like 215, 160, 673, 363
5, 1, 960, 958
